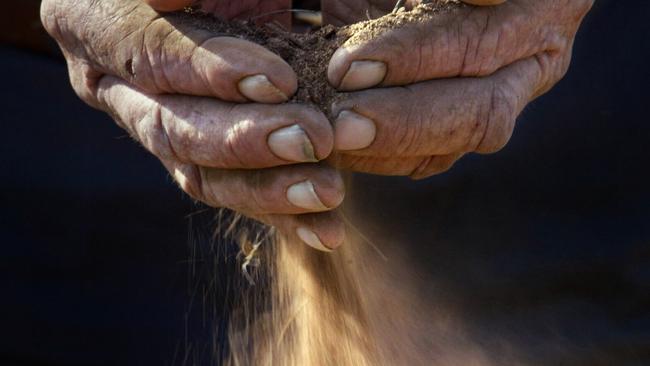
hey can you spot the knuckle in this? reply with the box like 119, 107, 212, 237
475, 82, 516, 153
40, 0, 76, 39
222, 117, 256, 168
233, 170, 268, 214
459, 11, 493, 76
139, 103, 180, 161
248, 182, 275, 214
135, 17, 179, 90
490, 15, 522, 71
556, 52, 573, 81
107, 9, 172, 89
65, 58, 103, 108
543, 51, 571, 92
434, 156, 458, 174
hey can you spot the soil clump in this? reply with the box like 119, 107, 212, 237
170, 0, 463, 117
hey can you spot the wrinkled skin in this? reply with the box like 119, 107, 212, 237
41, 0, 347, 250
324, 0, 594, 178
41, 0, 594, 250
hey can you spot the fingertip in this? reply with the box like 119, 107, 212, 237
296, 227, 333, 252
199, 37, 298, 102
276, 105, 333, 162
328, 46, 353, 89
238, 74, 289, 104
339, 61, 387, 91
281, 166, 344, 213
264, 68, 298, 102
297, 212, 346, 251
333, 110, 377, 151
328, 46, 387, 91
265, 212, 346, 251
314, 170, 345, 209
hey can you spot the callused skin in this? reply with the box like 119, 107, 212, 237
42, 0, 594, 250
41, 0, 346, 252
324, 0, 594, 178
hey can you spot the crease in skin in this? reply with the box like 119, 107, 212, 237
410, 156, 434, 178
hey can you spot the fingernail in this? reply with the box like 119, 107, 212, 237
268, 124, 317, 162
296, 227, 332, 252
238, 74, 288, 103
339, 60, 386, 91
334, 110, 376, 151
287, 180, 328, 211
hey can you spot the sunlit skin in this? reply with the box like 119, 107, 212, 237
41, 0, 593, 250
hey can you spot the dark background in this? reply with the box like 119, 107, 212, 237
1, 1, 648, 365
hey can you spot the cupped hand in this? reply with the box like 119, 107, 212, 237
41, 0, 345, 251
325, 0, 593, 178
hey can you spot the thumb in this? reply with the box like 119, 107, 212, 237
144, 0, 194, 12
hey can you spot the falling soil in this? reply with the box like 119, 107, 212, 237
170, 0, 463, 117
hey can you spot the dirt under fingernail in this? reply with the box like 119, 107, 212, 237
169, 1, 464, 118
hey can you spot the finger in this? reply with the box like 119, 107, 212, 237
144, 0, 193, 12
263, 211, 346, 252
163, 160, 345, 251
72, 2, 296, 102
163, 159, 345, 215
328, 1, 587, 91
331, 57, 543, 157
97, 76, 333, 168
327, 153, 463, 179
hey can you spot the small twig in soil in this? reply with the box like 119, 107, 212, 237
392, 0, 406, 13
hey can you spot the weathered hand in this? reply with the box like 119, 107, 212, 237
41, 0, 345, 251
325, 0, 593, 178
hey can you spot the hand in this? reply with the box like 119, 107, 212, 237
324, 0, 593, 178
41, 0, 346, 251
